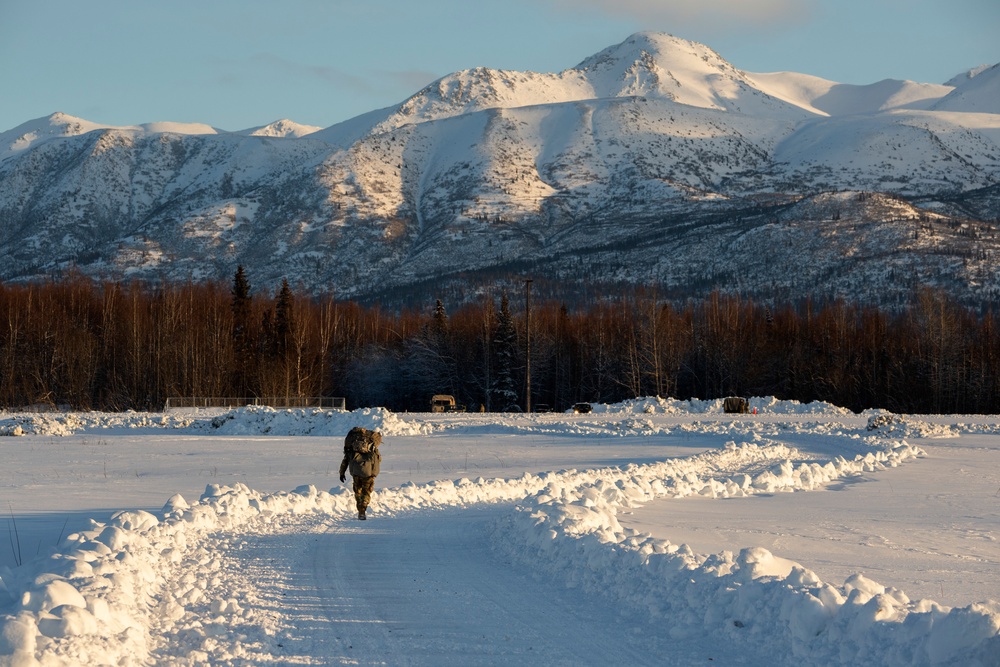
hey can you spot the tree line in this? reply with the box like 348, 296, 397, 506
0, 270, 996, 414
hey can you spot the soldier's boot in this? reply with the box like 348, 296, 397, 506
358, 507, 366, 520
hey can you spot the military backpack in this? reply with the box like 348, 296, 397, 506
345, 427, 382, 477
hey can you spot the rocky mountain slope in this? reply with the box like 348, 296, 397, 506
1, 32, 998, 306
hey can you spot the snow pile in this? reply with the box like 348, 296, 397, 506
201, 405, 432, 437
0, 411, 197, 436
492, 440, 1000, 666
748, 396, 854, 415
865, 414, 960, 440
0, 406, 433, 438
0, 414, 86, 437
866, 413, 898, 431
596, 395, 853, 416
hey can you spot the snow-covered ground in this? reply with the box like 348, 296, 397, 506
0, 398, 998, 666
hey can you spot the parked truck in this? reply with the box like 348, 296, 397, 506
723, 396, 750, 414
430, 395, 466, 413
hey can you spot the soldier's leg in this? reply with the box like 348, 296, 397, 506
352, 476, 376, 519
352, 476, 365, 513
358, 476, 375, 512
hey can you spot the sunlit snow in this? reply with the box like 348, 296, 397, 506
1, 398, 998, 665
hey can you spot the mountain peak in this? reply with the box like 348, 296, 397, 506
243, 118, 322, 138
575, 32, 730, 92
574, 32, 719, 71
0, 112, 107, 157
935, 63, 1000, 113
944, 64, 996, 87
387, 65, 590, 130
46, 112, 106, 136
572, 31, 804, 117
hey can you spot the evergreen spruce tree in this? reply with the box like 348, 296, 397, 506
429, 298, 452, 391
230, 265, 254, 398
431, 299, 448, 347
491, 291, 519, 411
274, 278, 295, 359
432, 299, 454, 394
257, 279, 301, 400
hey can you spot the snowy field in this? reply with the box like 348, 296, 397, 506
0, 397, 998, 666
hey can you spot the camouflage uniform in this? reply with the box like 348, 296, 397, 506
339, 427, 382, 520
352, 476, 376, 517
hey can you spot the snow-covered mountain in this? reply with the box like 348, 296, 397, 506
1, 32, 998, 306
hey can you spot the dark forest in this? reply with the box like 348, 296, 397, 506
0, 269, 996, 415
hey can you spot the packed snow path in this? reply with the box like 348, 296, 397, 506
302, 508, 681, 666
150, 505, 761, 666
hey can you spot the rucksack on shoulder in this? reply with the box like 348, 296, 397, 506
345, 426, 381, 454
349, 448, 381, 478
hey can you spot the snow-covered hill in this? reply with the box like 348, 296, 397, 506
1, 32, 998, 305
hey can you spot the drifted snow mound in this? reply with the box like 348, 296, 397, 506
595, 396, 853, 415
0, 413, 122, 436
0, 406, 433, 437
865, 413, 961, 439
492, 440, 1000, 666
0, 411, 196, 436
203, 405, 432, 437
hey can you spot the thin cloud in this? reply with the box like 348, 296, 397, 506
384, 69, 441, 92
251, 53, 378, 95
250, 55, 439, 101
550, 0, 815, 29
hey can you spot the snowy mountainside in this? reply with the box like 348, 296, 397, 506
934, 63, 1000, 113
747, 72, 953, 115
1, 32, 999, 305
945, 64, 995, 87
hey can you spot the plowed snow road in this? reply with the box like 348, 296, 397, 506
241, 507, 756, 666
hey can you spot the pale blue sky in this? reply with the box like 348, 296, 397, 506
1, 0, 996, 133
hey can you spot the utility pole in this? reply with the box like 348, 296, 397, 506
524, 278, 532, 413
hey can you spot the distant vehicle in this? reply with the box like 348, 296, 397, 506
533, 404, 553, 413
723, 397, 749, 414
430, 395, 466, 413
571, 402, 592, 414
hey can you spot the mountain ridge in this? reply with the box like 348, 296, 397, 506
1, 32, 998, 307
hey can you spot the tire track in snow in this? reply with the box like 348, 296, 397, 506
306, 507, 663, 666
